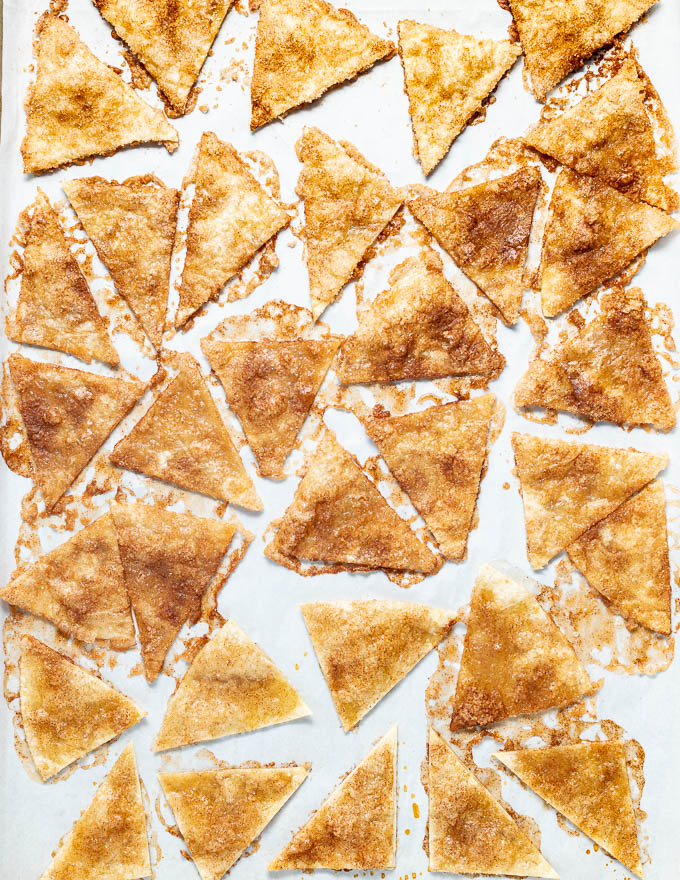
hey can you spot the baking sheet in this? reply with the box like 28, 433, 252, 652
1, 0, 680, 878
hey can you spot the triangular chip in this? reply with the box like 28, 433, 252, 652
63, 176, 180, 350
159, 765, 308, 880
110, 356, 261, 510
269, 726, 397, 870
496, 742, 643, 878
507, 0, 657, 101
450, 563, 594, 730
295, 127, 403, 320
154, 619, 309, 751
8, 354, 144, 511
202, 335, 340, 479
110, 502, 236, 682
526, 59, 672, 210
302, 601, 454, 731
428, 729, 558, 878
9, 190, 118, 365
515, 287, 675, 429
176, 132, 290, 328
512, 432, 667, 569
93, 0, 234, 113
251, 0, 395, 129
409, 168, 542, 324
1, 514, 135, 649
366, 395, 495, 561
20, 635, 145, 781
336, 250, 503, 383
40, 744, 151, 880
398, 20, 521, 175
539, 167, 677, 317
22, 15, 178, 174
567, 481, 671, 634
265, 430, 438, 574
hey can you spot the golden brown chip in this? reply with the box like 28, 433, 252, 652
21, 15, 178, 175
515, 287, 674, 430
9, 190, 118, 366
450, 564, 595, 731
496, 742, 643, 878
159, 766, 308, 880
295, 127, 403, 320
428, 729, 558, 878
567, 480, 671, 634
176, 132, 290, 328
302, 601, 454, 731
366, 395, 495, 561
507, 0, 657, 101
20, 636, 145, 781
512, 432, 667, 569
153, 619, 309, 751
409, 168, 542, 324
398, 20, 521, 175
40, 744, 151, 880
269, 726, 397, 870
110, 356, 261, 510
265, 430, 438, 574
63, 176, 180, 350
110, 502, 236, 682
8, 353, 144, 511
251, 0, 395, 129
539, 167, 677, 317
336, 249, 504, 383
93, 0, 234, 113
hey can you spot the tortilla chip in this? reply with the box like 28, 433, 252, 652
409, 168, 542, 324
159, 766, 307, 880
496, 742, 643, 878
40, 744, 151, 880
336, 249, 504, 383
567, 481, 671, 634
8, 354, 144, 511
20, 635, 145, 781
202, 335, 340, 479
512, 432, 667, 569
507, 0, 657, 101
110, 356, 261, 510
295, 127, 403, 320
93, 0, 234, 113
539, 167, 677, 317
251, 0, 395, 129
526, 59, 673, 210
63, 176, 179, 350
9, 190, 118, 366
450, 564, 595, 731
176, 132, 290, 328
428, 729, 558, 878
366, 395, 495, 561
110, 502, 236, 682
398, 20, 521, 175
265, 430, 438, 574
154, 619, 309, 751
22, 15, 178, 175
269, 726, 397, 870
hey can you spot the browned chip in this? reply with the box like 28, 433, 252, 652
269, 726, 397, 870
496, 742, 643, 878
63, 176, 180, 350
110, 502, 236, 682
450, 564, 595, 731
539, 167, 677, 317
21, 15, 178, 175
251, 0, 395, 129
409, 168, 542, 324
